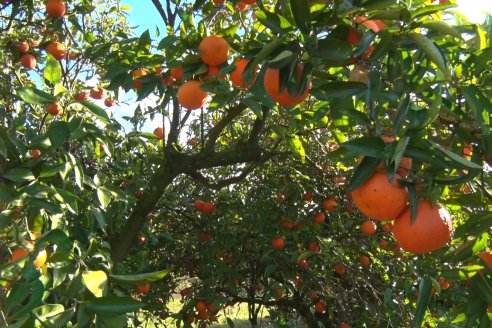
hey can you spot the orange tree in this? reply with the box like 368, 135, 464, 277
1, 0, 492, 327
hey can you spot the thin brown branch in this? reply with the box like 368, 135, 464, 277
202, 103, 247, 152
150, 0, 169, 25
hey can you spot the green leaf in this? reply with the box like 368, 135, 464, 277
313, 81, 366, 100
31, 304, 74, 327
423, 140, 482, 170
249, 36, 286, 72
465, 46, 492, 75
392, 94, 410, 135
82, 270, 108, 298
254, 11, 293, 34
40, 163, 67, 178
288, 135, 305, 162
289, 0, 311, 33
10, 280, 45, 319
44, 54, 62, 84
446, 233, 488, 262
138, 29, 151, 50
48, 121, 69, 149
455, 212, 492, 239
461, 85, 492, 138
410, 33, 450, 79
54, 188, 79, 214
0, 137, 7, 159
264, 264, 277, 277
408, 95, 442, 131
313, 38, 353, 65
341, 137, 385, 158
35, 229, 72, 254
346, 156, 380, 193
411, 3, 456, 19
414, 277, 432, 328
16, 87, 57, 105
440, 265, 481, 280
109, 268, 171, 285
79, 101, 111, 124
3, 168, 35, 182
421, 21, 462, 39
97, 187, 112, 209
85, 296, 143, 314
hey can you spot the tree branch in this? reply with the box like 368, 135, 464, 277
166, 89, 180, 146
202, 103, 247, 152
150, 0, 168, 25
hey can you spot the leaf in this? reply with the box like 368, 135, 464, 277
40, 163, 66, 178
138, 30, 151, 50
411, 3, 456, 19
48, 121, 69, 149
34, 229, 72, 254
85, 296, 143, 314
227, 317, 235, 328
422, 21, 462, 38
414, 277, 432, 328
82, 270, 108, 298
254, 11, 293, 34
16, 87, 57, 105
289, 0, 311, 33
341, 137, 385, 158
392, 94, 410, 135
288, 135, 305, 162
461, 85, 492, 138
455, 212, 492, 239
440, 265, 481, 280
264, 264, 277, 277
346, 156, 380, 193
0, 137, 7, 159
423, 140, 482, 170
313, 81, 366, 100
313, 38, 353, 65
408, 95, 442, 131
109, 268, 171, 285
410, 33, 450, 79
79, 101, 111, 124
446, 233, 488, 262
55, 188, 79, 214
249, 36, 286, 71
10, 280, 45, 319
44, 54, 62, 84
3, 168, 35, 182
97, 187, 112, 209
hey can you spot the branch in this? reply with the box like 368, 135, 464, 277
150, 0, 169, 25
247, 105, 269, 145
202, 103, 247, 152
166, 89, 180, 146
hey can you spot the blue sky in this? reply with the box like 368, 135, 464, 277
121, 0, 167, 37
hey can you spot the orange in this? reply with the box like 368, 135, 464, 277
271, 237, 285, 250
203, 65, 222, 79
74, 91, 89, 101
47, 102, 63, 115
132, 68, 149, 89
20, 54, 36, 69
34, 249, 47, 268
195, 300, 207, 312
237, 2, 248, 10
31, 149, 42, 159
202, 201, 215, 214
194, 200, 204, 211
361, 220, 377, 235
307, 242, 320, 253
177, 80, 208, 110
314, 301, 325, 313
348, 27, 360, 45
313, 212, 325, 225
354, 16, 386, 33
136, 282, 151, 294
351, 171, 408, 221
170, 66, 184, 81
230, 58, 255, 88
10, 249, 29, 262
46, 42, 66, 60
197, 310, 208, 320
104, 98, 115, 107
17, 41, 29, 53
340, 323, 351, 328
212, 0, 224, 5
334, 263, 345, 275
381, 222, 392, 232
379, 239, 388, 249
263, 63, 311, 106
477, 251, 492, 271
359, 255, 371, 266
46, 0, 66, 18
90, 86, 106, 99
153, 127, 164, 139
206, 303, 218, 313
199, 35, 229, 66
392, 200, 453, 255
279, 217, 293, 229
323, 198, 338, 212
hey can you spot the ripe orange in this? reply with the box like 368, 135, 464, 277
212, 0, 224, 5
348, 27, 360, 45
135, 190, 144, 199
31, 149, 42, 159
351, 171, 408, 221
279, 217, 293, 229
177, 80, 208, 110
90, 86, 106, 99
194, 200, 204, 211
354, 16, 386, 33
297, 258, 309, 269
203, 65, 222, 79
17, 41, 29, 53
206, 303, 218, 313
46, 0, 66, 17
477, 251, 492, 271
313, 212, 325, 225
136, 282, 151, 294
361, 220, 377, 235
263, 63, 311, 106
47, 102, 63, 115
381, 222, 392, 232
237, 1, 248, 10
230, 58, 256, 88
11, 249, 29, 262
195, 300, 207, 312
334, 263, 345, 275
153, 127, 164, 139
202, 201, 216, 214
379, 239, 388, 249
104, 98, 115, 107
74, 91, 89, 101
438, 277, 450, 290
20, 54, 36, 69
170, 66, 184, 81
303, 191, 313, 202
323, 198, 338, 212
197, 310, 209, 320
199, 35, 229, 66
340, 323, 351, 328
392, 201, 453, 255
271, 237, 285, 250
314, 301, 325, 313
34, 249, 47, 268
359, 255, 371, 266
307, 242, 320, 253
46, 42, 66, 60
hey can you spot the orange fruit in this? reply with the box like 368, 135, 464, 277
212, 0, 224, 5
153, 127, 164, 139
303, 191, 313, 202
271, 237, 285, 250
17, 41, 29, 53
170, 66, 184, 81
314, 301, 325, 313
132, 68, 149, 89
177, 80, 208, 110
379, 239, 388, 249
202, 201, 215, 214
438, 277, 450, 290
237, 1, 248, 10
361, 220, 377, 235
279, 217, 293, 229
334, 263, 345, 275
392, 200, 453, 255
194, 200, 204, 211
104, 98, 115, 107
381, 222, 392, 232
359, 255, 371, 266
31, 149, 42, 159
351, 171, 408, 221
323, 198, 338, 212
263, 63, 311, 106
34, 249, 47, 268
230, 58, 256, 88
20, 54, 36, 69
195, 300, 207, 312
203, 65, 223, 79
197, 310, 208, 320
297, 258, 309, 269
10, 249, 29, 262
90, 86, 106, 99
74, 91, 89, 101
348, 27, 360, 45
477, 251, 492, 271
46, 0, 66, 17
308, 242, 320, 253
354, 16, 386, 33
313, 212, 325, 225
136, 282, 151, 294
199, 35, 229, 66
135, 190, 144, 199
47, 102, 63, 115
46, 42, 66, 60
340, 323, 351, 328
206, 303, 218, 313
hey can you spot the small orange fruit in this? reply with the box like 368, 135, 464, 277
477, 251, 492, 271
31, 149, 42, 159
202, 201, 215, 214
10, 249, 29, 262
323, 198, 338, 212
381, 222, 392, 232
47, 102, 63, 115
90, 86, 106, 99
74, 91, 89, 101
194, 200, 205, 211
17, 41, 29, 53
104, 98, 115, 107
136, 282, 151, 294
199, 35, 229, 66
271, 237, 285, 250
359, 255, 371, 266
46, 0, 66, 18
334, 263, 345, 275
314, 301, 325, 313
46, 42, 66, 60
153, 127, 164, 139
237, 2, 248, 10
361, 220, 377, 236
20, 54, 37, 69
195, 300, 207, 312
170, 66, 184, 81
313, 212, 325, 225
177, 80, 208, 110
392, 201, 453, 255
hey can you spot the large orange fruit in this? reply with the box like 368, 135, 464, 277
46, 42, 66, 60
263, 63, 311, 106
47, 102, 63, 115
230, 58, 255, 88
46, 0, 66, 18
199, 35, 229, 66
477, 251, 492, 271
392, 200, 453, 255
177, 80, 208, 110
361, 220, 377, 235
20, 54, 37, 69
351, 171, 408, 221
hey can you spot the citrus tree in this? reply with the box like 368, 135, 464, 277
0, 0, 491, 327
